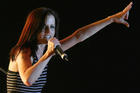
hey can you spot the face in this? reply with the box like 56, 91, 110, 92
37, 14, 55, 44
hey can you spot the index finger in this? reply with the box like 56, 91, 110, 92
123, 2, 133, 13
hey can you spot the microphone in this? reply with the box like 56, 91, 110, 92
55, 45, 69, 61
0, 67, 7, 75
46, 35, 68, 61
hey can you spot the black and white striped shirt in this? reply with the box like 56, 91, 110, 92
7, 56, 48, 93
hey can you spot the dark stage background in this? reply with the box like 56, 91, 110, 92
0, 0, 138, 93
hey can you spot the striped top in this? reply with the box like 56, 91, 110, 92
7, 55, 48, 93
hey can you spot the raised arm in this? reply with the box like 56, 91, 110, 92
60, 2, 133, 51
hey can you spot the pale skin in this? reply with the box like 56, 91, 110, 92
8, 2, 133, 86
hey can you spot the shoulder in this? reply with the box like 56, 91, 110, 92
9, 43, 33, 72
16, 47, 32, 72
17, 47, 32, 62
21, 47, 31, 56
9, 47, 32, 71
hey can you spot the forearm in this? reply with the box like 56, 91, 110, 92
75, 16, 113, 42
22, 52, 52, 86
60, 16, 114, 51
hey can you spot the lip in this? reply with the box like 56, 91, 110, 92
45, 35, 51, 40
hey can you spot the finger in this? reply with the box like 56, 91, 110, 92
50, 38, 60, 47
124, 2, 133, 11
124, 11, 129, 20
49, 37, 54, 41
122, 20, 130, 28
123, 2, 133, 13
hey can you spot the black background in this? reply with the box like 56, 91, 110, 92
0, 0, 138, 93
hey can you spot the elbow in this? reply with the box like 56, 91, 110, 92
23, 79, 33, 86
75, 30, 85, 43
22, 74, 38, 86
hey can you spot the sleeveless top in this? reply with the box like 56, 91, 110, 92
7, 54, 48, 93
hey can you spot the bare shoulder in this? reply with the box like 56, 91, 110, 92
20, 47, 32, 58
8, 47, 32, 72
8, 59, 18, 72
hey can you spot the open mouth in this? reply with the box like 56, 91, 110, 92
45, 35, 51, 40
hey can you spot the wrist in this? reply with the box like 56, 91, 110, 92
44, 50, 54, 58
107, 16, 114, 23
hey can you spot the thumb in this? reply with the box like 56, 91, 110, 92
122, 20, 130, 28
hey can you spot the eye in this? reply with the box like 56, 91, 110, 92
50, 25, 55, 29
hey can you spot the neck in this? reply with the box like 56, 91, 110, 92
36, 44, 47, 59
37, 44, 46, 50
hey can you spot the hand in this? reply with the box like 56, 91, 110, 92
46, 37, 60, 55
110, 2, 133, 27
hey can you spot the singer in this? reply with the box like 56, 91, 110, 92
7, 2, 133, 93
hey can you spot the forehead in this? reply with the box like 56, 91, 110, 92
44, 14, 55, 25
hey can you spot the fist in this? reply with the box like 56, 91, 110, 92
47, 37, 60, 54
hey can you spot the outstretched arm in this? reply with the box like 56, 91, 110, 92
60, 2, 133, 51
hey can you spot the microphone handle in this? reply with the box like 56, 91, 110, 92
55, 45, 68, 61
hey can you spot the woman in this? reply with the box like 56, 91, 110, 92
7, 2, 133, 93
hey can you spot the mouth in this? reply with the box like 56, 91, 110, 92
45, 35, 51, 40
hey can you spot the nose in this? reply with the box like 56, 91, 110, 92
44, 26, 49, 33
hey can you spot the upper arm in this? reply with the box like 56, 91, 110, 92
16, 48, 32, 83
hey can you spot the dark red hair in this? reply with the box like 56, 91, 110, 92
10, 7, 59, 61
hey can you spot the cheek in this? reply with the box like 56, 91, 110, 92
52, 32, 55, 37
38, 33, 44, 39
50, 30, 55, 37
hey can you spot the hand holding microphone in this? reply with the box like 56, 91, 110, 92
47, 37, 68, 61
